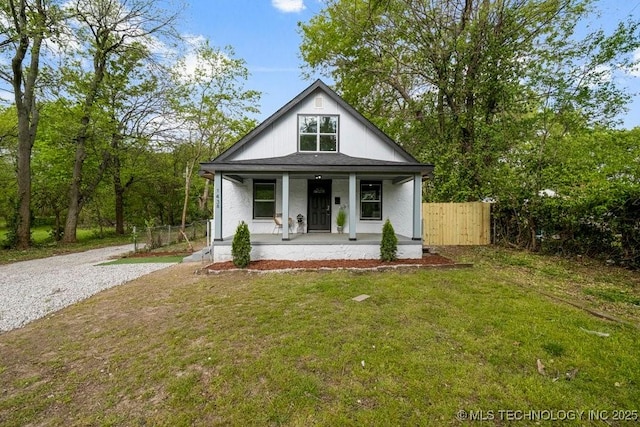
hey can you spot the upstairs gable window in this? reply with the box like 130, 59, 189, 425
298, 115, 338, 152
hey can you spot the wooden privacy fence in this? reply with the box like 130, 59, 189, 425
422, 202, 491, 245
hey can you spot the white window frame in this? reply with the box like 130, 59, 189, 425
253, 180, 276, 219
360, 181, 382, 220
298, 114, 339, 152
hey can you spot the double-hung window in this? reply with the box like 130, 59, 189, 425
253, 180, 276, 219
299, 115, 338, 152
360, 181, 382, 220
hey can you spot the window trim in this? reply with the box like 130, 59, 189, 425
360, 180, 382, 221
298, 114, 339, 152
253, 179, 276, 219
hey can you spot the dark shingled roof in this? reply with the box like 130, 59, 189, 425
202, 152, 431, 174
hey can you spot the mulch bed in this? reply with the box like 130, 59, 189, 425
204, 253, 456, 272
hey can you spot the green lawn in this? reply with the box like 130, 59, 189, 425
0, 225, 133, 264
0, 224, 205, 265
0, 248, 638, 426
99, 255, 185, 265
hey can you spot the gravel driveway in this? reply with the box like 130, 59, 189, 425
0, 244, 179, 333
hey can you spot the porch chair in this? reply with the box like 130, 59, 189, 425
273, 213, 294, 234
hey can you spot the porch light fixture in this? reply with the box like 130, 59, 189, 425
315, 175, 322, 179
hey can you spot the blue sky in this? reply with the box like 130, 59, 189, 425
183, 0, 640, 128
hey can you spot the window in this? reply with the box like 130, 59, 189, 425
360, 181, 382, 220
253, 180, 275, 219
298, 115, 338, 152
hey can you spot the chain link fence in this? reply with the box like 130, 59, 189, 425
132, 220, 208, 252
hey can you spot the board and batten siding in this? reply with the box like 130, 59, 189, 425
229, 91, 408, 163
422, 202, 491, 245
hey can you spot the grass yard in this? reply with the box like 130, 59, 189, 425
0, 247, 638, 426
0, 224, 206, 265
0, 225, 133, 265
98, 255, 185, 265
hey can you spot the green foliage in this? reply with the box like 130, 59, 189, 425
300, 0, 640, 203
300, 1, 640, 267
48, 226, 64, 242
2, 202, 19, 249
336, 207, 346, 227
380, 218, 398, 262
493, 128, 640, 268
231, 221, 251, 268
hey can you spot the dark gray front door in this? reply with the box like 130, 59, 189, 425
308, 180, 331, 232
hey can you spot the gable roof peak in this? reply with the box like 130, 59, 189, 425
212, 79, 419, 164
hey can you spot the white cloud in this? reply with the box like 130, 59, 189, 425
178, 34, 208, 78
271, 0, 306, 13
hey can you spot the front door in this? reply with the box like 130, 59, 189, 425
308, 179, 331, 232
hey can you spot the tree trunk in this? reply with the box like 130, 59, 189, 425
10, 0, 45, 249
63, 47, 106, 243
180, 163, 193, 232
113, 165, 134, 235
63, 137, 87, 242
114, 171, 125, 235
15, 114, 34, 249
198, 179, 210, 213
111, 130, 126, 235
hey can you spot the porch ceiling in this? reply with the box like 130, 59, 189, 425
214, 171, 417, 183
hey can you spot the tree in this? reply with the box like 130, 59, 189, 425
299, 0, 640, 202
0, 0, 58, 248
100, 46, 176, 234
168, 40, 260, 232
380, 218, 398, 261
0, 107, 18, 232
30, 100, 79, 240
60, 0, 180, 243
231, 220, 251, 268
492, 126, 640, 256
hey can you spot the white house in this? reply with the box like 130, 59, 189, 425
199, 80, 433, 262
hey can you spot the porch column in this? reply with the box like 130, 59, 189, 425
349, 172, 357, 241
412, 173, 422, 240
213, 173, 223, 241
282, 172, 290, 241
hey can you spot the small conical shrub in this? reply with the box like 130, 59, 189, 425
380, 218, 398, 262
231, 221, 251, 268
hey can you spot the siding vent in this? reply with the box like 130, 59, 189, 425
315, 96, 323, 108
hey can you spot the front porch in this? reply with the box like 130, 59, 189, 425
209, 233, 423, 262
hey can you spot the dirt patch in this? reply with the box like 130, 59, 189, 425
204, 253, 456, 271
